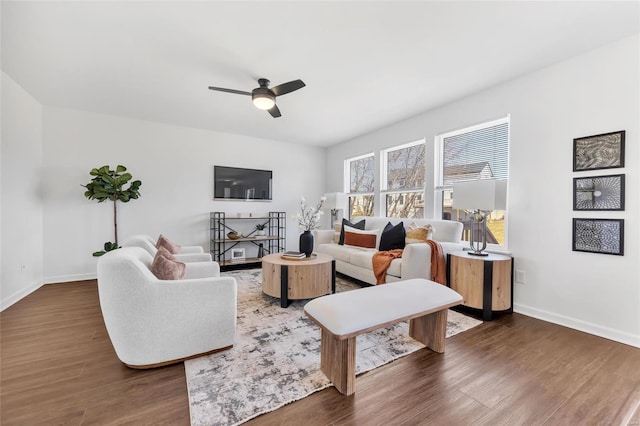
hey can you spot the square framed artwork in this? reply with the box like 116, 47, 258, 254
230, 248, 246, 261
573, 130, 625, 171
573, 174, 625, 211
572, 218, 624, 256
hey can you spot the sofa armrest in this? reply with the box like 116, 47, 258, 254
184, 261, 221, 279
313, 230, 335, 246
401, 243, 432, 280
174, 252, 212, 262
179, 245, 204, 254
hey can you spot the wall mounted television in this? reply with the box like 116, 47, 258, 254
214, 166, 272, 201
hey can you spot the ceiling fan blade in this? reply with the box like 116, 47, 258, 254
268, 105, 282, 118
271, 79, 305, 97
207, 86, 251, 96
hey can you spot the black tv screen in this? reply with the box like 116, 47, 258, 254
214, 166, 272, 200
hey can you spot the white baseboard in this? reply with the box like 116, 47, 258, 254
514, 303, 640, 348
1, 280, 43, 312
1, 273, 98, 312
44, 272, 97, 284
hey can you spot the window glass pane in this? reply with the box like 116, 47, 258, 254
349, 156, 374, 193
440, 120, 509, 246
386, 143, 425, 190
386, 192, 424, 218
349, 195, 374, 218
442, 122, 509, 186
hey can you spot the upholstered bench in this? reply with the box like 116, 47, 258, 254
304, 278, 463, 395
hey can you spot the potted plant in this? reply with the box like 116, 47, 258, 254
82, 165, 142, 256
255, 223, 267, 237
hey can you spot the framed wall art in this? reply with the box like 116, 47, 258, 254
573, 174, 625, 211
572, 218, 624, 256
573, 130, 625, 171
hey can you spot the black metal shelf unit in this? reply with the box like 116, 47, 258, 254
210, 211, 286, 269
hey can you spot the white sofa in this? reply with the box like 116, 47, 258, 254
96, 247, 237, 368
314, 216, 464, 285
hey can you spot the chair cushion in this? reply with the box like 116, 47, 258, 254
151, 250, 186, 280
379, 222, 406, 251
339, 219, 366, 245
157, 234, 181, 254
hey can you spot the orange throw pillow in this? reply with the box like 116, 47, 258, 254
344, 231, 377, 249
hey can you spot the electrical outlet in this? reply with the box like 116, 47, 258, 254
515, 270, 525, 284
20, 264, 27, 272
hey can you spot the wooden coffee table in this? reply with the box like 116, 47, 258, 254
261, 252, 336, 308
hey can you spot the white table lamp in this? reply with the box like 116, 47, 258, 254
452, 179, 507, 256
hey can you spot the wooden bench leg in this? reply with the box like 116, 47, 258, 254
409, 309, 448, 353
320, 329, 356, 395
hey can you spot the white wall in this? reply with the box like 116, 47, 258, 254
1, 72, 44, 309
41, 108, 325, 283
326, 35, 640, 347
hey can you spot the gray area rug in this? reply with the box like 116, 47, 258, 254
185, 269, 482, 426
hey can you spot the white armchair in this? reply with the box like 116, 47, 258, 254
122, 235, 212, 262
138, 234, 204, 254
96, 247, 237, 368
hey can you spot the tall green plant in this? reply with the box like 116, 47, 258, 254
82, 165, 142, 256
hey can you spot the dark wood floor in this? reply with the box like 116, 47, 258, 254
1, 280, 639, 425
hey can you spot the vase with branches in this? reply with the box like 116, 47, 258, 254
82, 165, 142, 256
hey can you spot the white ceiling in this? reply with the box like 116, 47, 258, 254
2, 1, 639, 147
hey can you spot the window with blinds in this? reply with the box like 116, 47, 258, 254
436, 116, 510, 246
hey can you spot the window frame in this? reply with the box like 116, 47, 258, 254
344, 152, 376, 219
434, 116, 510, 250
380, 139, 427, 218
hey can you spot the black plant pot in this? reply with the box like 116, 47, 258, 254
299, 230, 314, 257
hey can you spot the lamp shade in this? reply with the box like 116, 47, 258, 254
452, 179, 507, 211
323, 192, 347, 210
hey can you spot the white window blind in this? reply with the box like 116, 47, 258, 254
441, 121, 509, 187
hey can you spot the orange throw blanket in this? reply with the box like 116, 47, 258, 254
371, 240, 446, 285
425, 240, 446, 285
372, 249, 403, 284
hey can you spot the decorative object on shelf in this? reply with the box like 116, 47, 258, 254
230, 248, 246, 262
255, 223, 267, 236
573, 174, 625, 211
227, 232, 243, 240
323, 192, 347, 227
82, 164, 142, 256
296, 196, 326, 257
452, 179, 507, 256
257, 243, 265, 259
573, 218, 624, 256
573, 130, 625, 172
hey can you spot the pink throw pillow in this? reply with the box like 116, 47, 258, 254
151, 250, 186, 280
156, 234, 181, 254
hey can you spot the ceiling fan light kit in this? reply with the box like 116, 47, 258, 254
252, 91, 275, 110
208, 77, 305, 118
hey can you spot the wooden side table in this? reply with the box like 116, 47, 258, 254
262, 253, 336, 308
446, 251, 513, 320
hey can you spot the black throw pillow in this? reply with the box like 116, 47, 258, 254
339, 218, 366, 245
379, 221, 406, 251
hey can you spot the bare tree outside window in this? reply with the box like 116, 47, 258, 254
383, 141, 426, 218
346, 155, 374, 217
